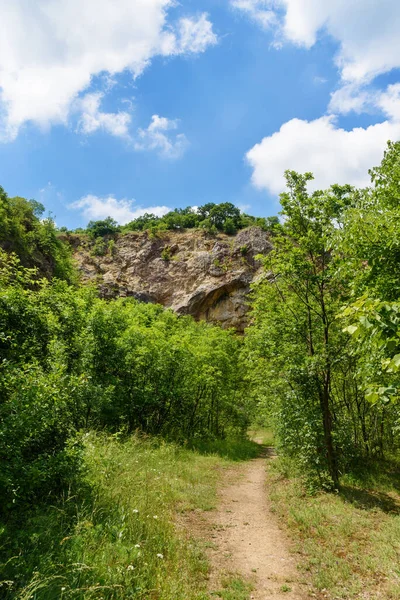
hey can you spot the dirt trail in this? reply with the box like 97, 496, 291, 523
201, 448, 309, 599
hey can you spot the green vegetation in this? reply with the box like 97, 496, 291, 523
1, 432, 249, 599
268, 455, 400, 599
72, 202, 280, 238
0, 250, 248, 514
0, 211, 251, 597
0, 186, 75, 281
86, 216, 120, 239
3, 141, 400, 598
245, 141, 400, 490
214, 577, 253, 600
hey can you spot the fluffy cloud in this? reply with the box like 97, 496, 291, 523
231, 1, 277, 29
232, 0, 400, 84
237, 1, 400, 194
246, 116, 400, 194
74, 100, 188, 158
0, 1, 216, 140
329, 82, 400, 121
377, 84, 400, 122
174, 14, 218, 54
76, 93, 132, 138
135, 115, 189, 159
70, 195, 171, 225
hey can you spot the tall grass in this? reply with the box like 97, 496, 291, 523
1, 433, 249, 600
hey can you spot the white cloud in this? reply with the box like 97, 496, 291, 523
174, 14, 218, 54
329, 82, 400, 121
74, 100, 189, 158
135, 114, 189, 159
70, 195, 171, 225
246, 115, 400, 194
236, 1, 400, 195
231, 1, 277, 29
329, 84, 371, 115
232, 1, 400, 85
76, 92, 131, 138
0, 1, 216, 140
377, 84, 400, 122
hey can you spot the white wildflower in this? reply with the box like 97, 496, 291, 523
126, 564, 135, 571
157, 553, 164, 559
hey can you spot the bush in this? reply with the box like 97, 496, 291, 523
0, 364, 83, 511
161, 246, 171, 261
86, 217, 120, 238
223, 218, 237, 235
91, 237, 107, 256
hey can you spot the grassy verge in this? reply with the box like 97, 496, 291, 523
0, 433, 255, 600
267, 455, 400, 599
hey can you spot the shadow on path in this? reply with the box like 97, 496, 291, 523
257, 444, 277, 459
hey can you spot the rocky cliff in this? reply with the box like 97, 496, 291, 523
71, 226, 272, 331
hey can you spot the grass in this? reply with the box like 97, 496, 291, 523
247, 427, 275, 447
212, 577, 253, 600
267, 454, 400, 599
0, 433, 254, 600
188, 437, 261, 461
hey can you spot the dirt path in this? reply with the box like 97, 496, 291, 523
197, 449, 310, 599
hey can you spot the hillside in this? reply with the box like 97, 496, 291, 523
68, 226, 272, 331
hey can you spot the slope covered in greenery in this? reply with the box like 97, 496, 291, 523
0, 187, 75, 282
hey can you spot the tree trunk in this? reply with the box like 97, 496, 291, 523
319, 375, 339, 489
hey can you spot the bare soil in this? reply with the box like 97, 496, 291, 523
184, 448, 311, 599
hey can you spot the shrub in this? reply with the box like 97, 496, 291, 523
161, 246, 171, 261
91, 237, 107, 256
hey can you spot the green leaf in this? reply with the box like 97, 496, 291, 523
343, 325, 359, 335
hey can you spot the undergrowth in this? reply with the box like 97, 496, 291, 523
0, 433, 254, 600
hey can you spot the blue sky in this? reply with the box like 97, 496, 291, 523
1, 1, 400, 229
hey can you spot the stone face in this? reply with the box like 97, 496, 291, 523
71, 227, 272, 331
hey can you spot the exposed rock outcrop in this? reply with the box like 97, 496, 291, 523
72, 227, 272, 331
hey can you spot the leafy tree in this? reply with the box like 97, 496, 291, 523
246, 172, 356, 488
0, 188, 75, 281
338, 142, 400, 435
209, 202, 241, 230
223, 217, 237, 235
86, 216, 120, 238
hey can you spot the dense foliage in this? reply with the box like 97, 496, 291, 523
0, 186, 75, 281
0, 249, 247, 514
245, 141, 400, 489
73, 202, 279, 238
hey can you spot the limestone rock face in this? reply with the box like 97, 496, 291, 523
72, 227, 272, 331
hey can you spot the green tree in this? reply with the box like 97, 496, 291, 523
87, 216, 120, 238
209, 202, 241, 230
246, 172, 355, 488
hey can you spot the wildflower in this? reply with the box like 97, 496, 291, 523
127, 564, 135, 571
157, 553, 164, 559
132, 509, 139, 514
153, 515, 158, 519
135, 544, 141, 548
